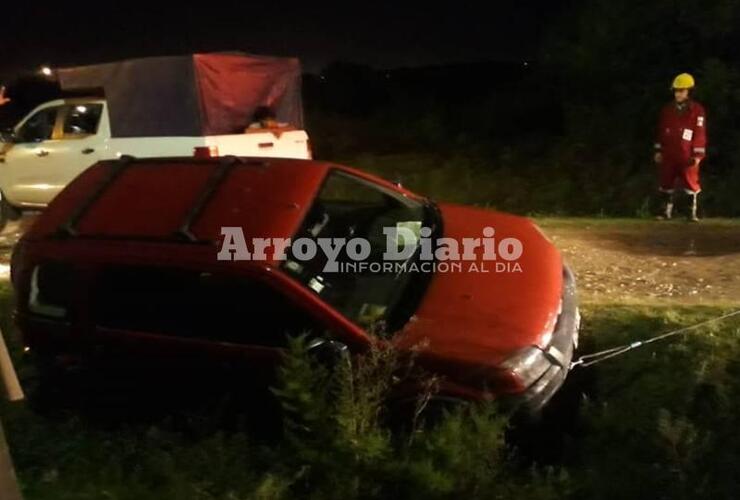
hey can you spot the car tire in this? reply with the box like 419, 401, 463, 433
0, 192, 20, 233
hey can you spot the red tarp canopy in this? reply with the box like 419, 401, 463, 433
58, 53, 304, 138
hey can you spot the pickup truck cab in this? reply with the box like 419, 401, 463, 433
0, 98, 311, 226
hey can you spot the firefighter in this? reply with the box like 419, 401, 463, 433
654, 73, 707, 221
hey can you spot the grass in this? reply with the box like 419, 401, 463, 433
568, 304, 740, 499
330, 151, 740, 218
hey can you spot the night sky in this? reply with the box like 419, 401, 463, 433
2, 2, 559, 78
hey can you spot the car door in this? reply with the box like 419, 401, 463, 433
50, 103, 105, 196
0, 103, 64, 206
0, 102, 104, 207
90, 268, 334, 376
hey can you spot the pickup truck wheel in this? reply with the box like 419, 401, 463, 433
0, 193, 20, 233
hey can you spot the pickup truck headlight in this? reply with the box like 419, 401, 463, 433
500, 346, 550, 388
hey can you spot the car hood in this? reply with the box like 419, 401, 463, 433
394, 203, 563, 367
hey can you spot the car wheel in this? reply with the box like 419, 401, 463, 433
0, 191, 20, 233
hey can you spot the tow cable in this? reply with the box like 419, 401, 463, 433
570, 308, 740, 369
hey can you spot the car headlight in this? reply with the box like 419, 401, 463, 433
500, 346, 550, 387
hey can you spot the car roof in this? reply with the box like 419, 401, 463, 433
28, 157, 333, 259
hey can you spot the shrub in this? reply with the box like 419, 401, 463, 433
270, 336, 570, 500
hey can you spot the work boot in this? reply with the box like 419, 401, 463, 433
656, 191, 674, 220
688, 192, 700, 222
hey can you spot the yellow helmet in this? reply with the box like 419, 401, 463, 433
672, 73, 695, 89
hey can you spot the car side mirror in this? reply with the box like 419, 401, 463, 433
306, 338, 350, 368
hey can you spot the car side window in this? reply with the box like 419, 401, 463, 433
93, 267, 323, 348
62, 104, 103, 138
15, 106, 61, 143
197, 274, 321, 347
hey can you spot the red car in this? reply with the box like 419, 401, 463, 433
11, 156, 579, 412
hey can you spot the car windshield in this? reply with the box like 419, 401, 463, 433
282, 170, 439, 335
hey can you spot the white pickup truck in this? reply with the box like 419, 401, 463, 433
0, 52, 312, 229
0, 98, 309, 213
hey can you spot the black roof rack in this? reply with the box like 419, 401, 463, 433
55, 155, 266, 243
174, 155, 242, 242
56, 155, 136, 238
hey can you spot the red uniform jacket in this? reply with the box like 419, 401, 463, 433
655, 100, 707, 163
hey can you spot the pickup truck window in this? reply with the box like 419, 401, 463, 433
62, 104, 103, 137
15, 106, 61, 143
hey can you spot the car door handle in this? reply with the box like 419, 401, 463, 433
36, 150, 49, 157
82, 148, 95, 155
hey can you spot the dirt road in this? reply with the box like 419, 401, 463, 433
0, 215, 738, 305
538, 218, 740, 305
